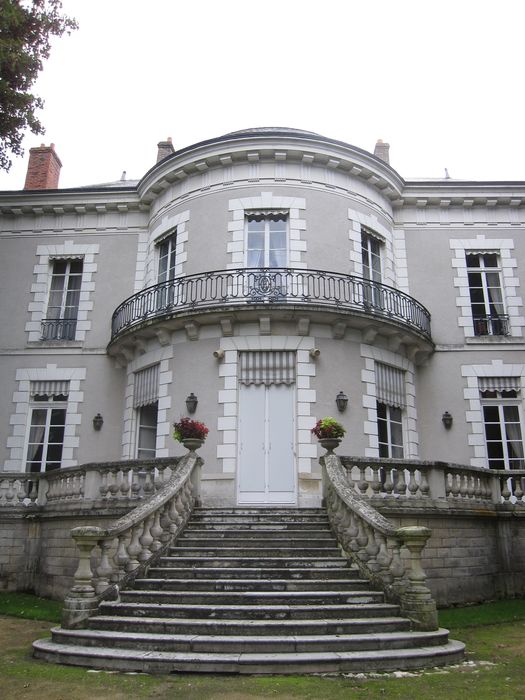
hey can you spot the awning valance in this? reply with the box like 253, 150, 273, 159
479, 376, 521, 393
375, 363, 406, 408
30, 380, 69, 398
239, 351, 295, 386
134, 364, 160, 407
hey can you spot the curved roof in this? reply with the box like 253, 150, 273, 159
224, 127, 322, 138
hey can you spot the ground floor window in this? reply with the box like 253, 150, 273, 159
377, 402, 404, 458
25, 389, 68, 472
481, 389, 524, 469
137, 402, 158, 459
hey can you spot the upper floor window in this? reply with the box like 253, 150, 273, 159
361, 228, 382, 283
246, 212, 287, 268
158, 230, 177, 283
480, 378, 524, 469
134, 365, 159, 459
25, 381, 69, 472
42, 258, 83, 341
466, 252, 508, 336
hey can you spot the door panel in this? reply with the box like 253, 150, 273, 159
238, 383, 296, 504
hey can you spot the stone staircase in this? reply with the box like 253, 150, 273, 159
33, 507, 464, 674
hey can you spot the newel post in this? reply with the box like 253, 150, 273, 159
396, 525, 438, 631
62, 526, 103, 629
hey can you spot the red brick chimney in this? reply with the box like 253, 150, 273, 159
24, 143, 62, 190
373, 139, 390, 165
157, 137, 174, 163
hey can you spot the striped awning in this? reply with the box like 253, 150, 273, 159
30, 380, 69, 398
479, 376, 521, 393
239, 351, 295, 386
375, 363, 406, 408
134, 364, 160, 407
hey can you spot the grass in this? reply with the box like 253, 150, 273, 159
0, 591, 62, 622
0, 593, 524, 699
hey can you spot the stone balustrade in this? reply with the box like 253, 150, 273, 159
0, 457, 182, 509
62, 450, 201, 628
322, 452, 438, 631
341, 456, 525, 507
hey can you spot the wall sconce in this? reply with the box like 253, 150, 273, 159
335, 390, 348, 413
185, 392, 198, 414
92, 413, 104, 431
213, 349, 225, 361
309, 348, 320, 359
442, 411, 453, 429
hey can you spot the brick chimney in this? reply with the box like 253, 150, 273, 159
157, 137, 174, 163
373, 139, 390, 165
24, 143, 62, 190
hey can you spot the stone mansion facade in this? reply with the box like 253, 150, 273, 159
0, 128, 524, 607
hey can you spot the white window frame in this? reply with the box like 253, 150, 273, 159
377, 401, 404, 458
24, 393, 68, 472
245, 212, 288, 269
42, 257, 84, 340
361, 227, 383, 283
481, 391, 524, 470
466, 252, 508, 336
136, 402, 159, 459
157, 229, 178, 283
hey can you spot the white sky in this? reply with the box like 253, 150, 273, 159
1, 0, 525, 190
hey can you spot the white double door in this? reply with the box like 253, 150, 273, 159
237, 383, 296, 504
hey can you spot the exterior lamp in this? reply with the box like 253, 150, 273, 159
92, 413, 104, 431
335, 390, 348, 413
186, 392, 198, 414
442, 411, 453, 429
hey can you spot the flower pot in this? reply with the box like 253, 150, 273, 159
319, 438, 341, 453
182, 438, 204, 452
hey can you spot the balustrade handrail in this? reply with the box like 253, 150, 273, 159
322, 452, 438, 630
62, 451, 202, 629
110, 267, 432, 341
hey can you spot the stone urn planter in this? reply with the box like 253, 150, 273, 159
319, 438, 341, 453
182, 438, 204, 452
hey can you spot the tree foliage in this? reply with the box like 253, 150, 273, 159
0, 0, 77, 172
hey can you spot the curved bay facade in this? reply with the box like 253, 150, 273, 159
1, 128, 524, 506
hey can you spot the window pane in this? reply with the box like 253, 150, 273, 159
483, 253, 499, 268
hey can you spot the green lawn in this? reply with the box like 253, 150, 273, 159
0, 593, 524, 700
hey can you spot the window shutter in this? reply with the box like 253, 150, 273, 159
239, 351, 295, 386
376, 363, 406, 408
30, 380, 69, 398
134, 365, 160, 407
479, 377, 521, 392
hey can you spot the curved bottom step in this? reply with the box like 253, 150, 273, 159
33, 638, 466, 675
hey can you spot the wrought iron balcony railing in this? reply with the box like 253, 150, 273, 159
110, 268, 432, 342
41, 318, 77, 341
473, 314, 510, 337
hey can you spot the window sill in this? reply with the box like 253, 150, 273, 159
27, 340, 84, 349
465, 335, 522, 345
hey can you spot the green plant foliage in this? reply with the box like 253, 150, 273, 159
0, 0, 77, 172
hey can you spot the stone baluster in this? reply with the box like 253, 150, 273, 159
407, 467, 419, 496
375, 532, 393, 582
357, 465, 368, 495
383, 466, 394, 495
62, 526, 103, 629
108, 468, 121, 501
120, 468, 132, 499
95, 539, 115, 594
131, 469, 141, 499
138, 515, 155, 562
5, 479, 17, 503
99, 469, 109, 499
114, 531, 131, 578
419, 469, 430, 497
356, 519, 370, 563
467, 474, 476, 499
364, 525, 380, 572
500, 476, 511, 501
394, 467, 407, 496
150, 509, 164, 551
126, 524, 143, 571
369, 464, 382, 497
159, 503, 172, 544
142, 466, 155, 497
450, 471, 461, 497
514, 476, 524, 502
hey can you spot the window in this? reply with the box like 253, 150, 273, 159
377, 402, 404, 458
480, 379, 524, 469
137, 403, 158, 459
466, 252, 508, 336
134, 365, 159, 459
158, 231, 177, 283
42, 258, 83, 340
246, 212, 287, 268
361, 228, 383, 308
25, 382, 69, 472
375, 363, 405, 458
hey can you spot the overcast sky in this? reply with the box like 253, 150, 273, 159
2, 0, 525, 190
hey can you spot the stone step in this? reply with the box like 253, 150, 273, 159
178, 531, 337, 542
184, 522, 333, 531
50, 626, 452, 654
98, 601, 400, 620
118, 590, 384, 606
89, 614, 413, 637
132, 577, 367, 592
167, 546, 343, 557
146, 566, 359, 580
157, 556, 349, 569
33, 639, 466, 675
189, 515, 331, 525
192, 508, 327, 516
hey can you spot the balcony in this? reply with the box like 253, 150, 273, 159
109, 267, 432, 347
473, 314, 510, 337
